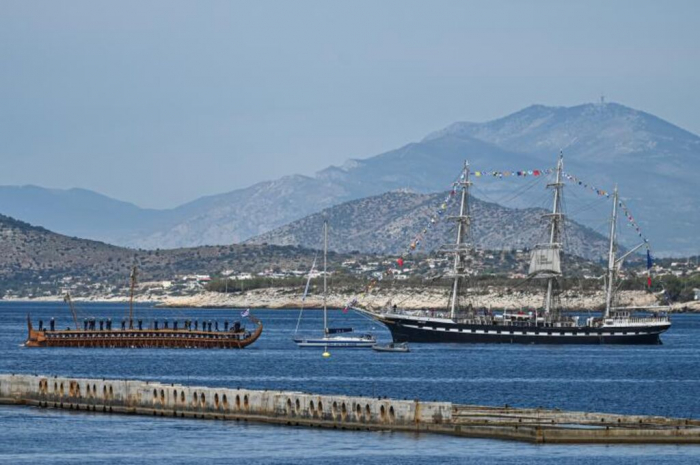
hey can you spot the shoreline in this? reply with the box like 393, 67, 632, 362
3, 287, 699, 312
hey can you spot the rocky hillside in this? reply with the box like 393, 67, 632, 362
0, 214, 326, 284
247, 191, 610, 261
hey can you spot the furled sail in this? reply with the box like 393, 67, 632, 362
327, 327, 354, 334
528, 245, 562, 278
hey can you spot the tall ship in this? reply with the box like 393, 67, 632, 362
356, 156, 671, 344
25, 266, 263, 349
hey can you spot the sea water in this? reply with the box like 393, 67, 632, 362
1, 302, 699, 464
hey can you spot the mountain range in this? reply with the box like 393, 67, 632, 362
0, 102, 697, 255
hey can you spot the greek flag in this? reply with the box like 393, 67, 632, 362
241, 309, 250, 318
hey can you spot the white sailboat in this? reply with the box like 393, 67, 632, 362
293, 219, 376, 349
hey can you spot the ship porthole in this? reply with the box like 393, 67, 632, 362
222, 394, 228, 409
153, 389, 158, 400
193, 392, 198, 406
355, 404, 362, 421
214, 393, 220, 409
235, 395, 241, 409
180, 391, 185, 403
200, 393, 206, 407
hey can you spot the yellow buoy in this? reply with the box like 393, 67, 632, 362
322, 351, 331, 358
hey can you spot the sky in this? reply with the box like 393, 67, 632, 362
1, 0, 698, 209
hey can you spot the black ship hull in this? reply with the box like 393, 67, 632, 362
379, 317, 670, 345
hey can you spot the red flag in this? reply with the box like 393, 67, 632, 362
397, 257, 404, 267
647, 276, 652, 288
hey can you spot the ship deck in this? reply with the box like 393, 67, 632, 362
25, 317, 263, 349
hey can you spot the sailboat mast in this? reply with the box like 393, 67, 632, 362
323, 218, 328, 334
129, 265, 138, 329
544, 154, 564, 318
604, 186, 619, 319
449, 161, 471, 319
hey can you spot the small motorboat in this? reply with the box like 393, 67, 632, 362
372, 342, 410, 353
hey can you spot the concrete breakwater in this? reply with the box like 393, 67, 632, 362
2, 374, 700, 444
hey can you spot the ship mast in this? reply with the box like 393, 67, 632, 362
63, 291, 79, 330
543, 153, 565, 319
448, 161, 472, 319
323, 218, 328, 334
604, 186, 619, 319
128, 265, 138, 329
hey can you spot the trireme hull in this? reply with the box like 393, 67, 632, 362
25, 316, 263, 349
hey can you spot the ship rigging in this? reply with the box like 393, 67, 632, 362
355, 154, 671, 344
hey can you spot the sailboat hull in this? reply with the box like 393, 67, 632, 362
373, 315, 670, 345
293, 336, 376, 348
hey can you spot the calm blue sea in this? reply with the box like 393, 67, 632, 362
1, 302, 699, 464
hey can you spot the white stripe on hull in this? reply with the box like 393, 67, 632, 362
400, 324, 666, 337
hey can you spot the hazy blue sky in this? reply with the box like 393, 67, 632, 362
1, 0, 698, 208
